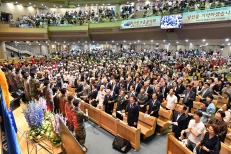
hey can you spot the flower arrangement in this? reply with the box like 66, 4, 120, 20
22, 101, 61, 146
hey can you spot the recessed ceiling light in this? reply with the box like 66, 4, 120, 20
202, 39, 205, 42
34, 5, 35, 6
68, 44, 69, 45
78, 5, 80, 6
138, 40, 140, 42
186, 39, 188, 42
93, 41, 94, 43
134, 42, 136, 44
124, 40, 126, 42
96, 4, 98, 5
151, 40, 153, 42
29, 3, 31, 4
163, 40, 165, 42
206, 43, 208, 45
41, 4, 43, 5
112, 40, 114, 42
54, 5, 55, 7
176, 42, 178, 43
106, 42, 108, 44
16, 2, 18, 3
60, 6, 62, 7
103, 4, 104, 5
39, 44, 41, 45
226, 38, 229, 41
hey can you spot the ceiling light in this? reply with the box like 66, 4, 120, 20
124, 40, 126, 42
73, 42, 75, 44
34, 5, 35, 6
29, 3, 31, 4
138, 40, 140, 42
206, 43, 208, 45
93, 41, 94, 43
41, 4, 43, 6
16, 2, 18, 3
226, 38, 229, 41
134, 42, 136, 44
176, 42, 179, 43
60, 6, 62, 7
151, 40, 153, 42
106, 42, 108, 44
68, 44, 69, 45
186, 39, 188, 42
47, 44, 49, 45
202, 39, 205, 42
103, 4, 104, 5
54, 5, 55, 7
78, 5, 80, 6
143, 43, 145, 45
163, 40, 165, 42
228, 43, 230, 45
39, 44, 41, 45
112, 40, 114, 43
116, 43, 118, 45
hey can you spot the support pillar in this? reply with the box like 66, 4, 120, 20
0, 42, 7, 59
115, 4, 120, 16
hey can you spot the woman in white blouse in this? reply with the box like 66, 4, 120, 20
217, 103, 230, 123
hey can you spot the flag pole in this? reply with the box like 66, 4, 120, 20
0, 122, 2, 154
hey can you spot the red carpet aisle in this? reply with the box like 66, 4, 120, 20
13, 105, 62, 154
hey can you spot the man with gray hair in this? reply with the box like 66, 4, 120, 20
103, 89, 114, 115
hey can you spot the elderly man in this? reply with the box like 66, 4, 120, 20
103, 89, 114, 115
96, 85, 106, 109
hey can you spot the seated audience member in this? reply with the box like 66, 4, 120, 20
163, 89, 178, 111
198, 82, 212, 101
195, 124, 221, 154
180, 111, 205, 152
196, 81, 204, 94
213, 80, 223, 95
222, 82, 231, 98
170, 105, 188, 139
207, 111, 227, 143
205, 95, 216, 116
216, 103, 230, 123
141, 93, 160, 118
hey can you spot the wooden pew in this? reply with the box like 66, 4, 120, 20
157, 108, 173, 133
167, 133, 231, 154
137, 112, 157, 140
166, 133, 193, 154
123, 111, 157, 140
99, 111, 141, 151
80, 101, 141, 151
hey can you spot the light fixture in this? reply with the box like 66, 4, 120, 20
34, 5, 35, 6
226, 38, 229, 41
39, 44, 41, 45
106, 42, 108, 44
68, 44, 69, 45
163, 40, 165, 42
29, 3, 31, 4
138, 40, 140, 42
60, 5, 62, 7
103, 4, 104, 5
176, 41, 179, 43
41, 4, 43, 6
78, 5, 80, 6
151, 40, 153, 42
134, 42, 136, 44
202, 39, 205, 42
47, 44, 49, 45
206, 43, 208, 45
112, 40, 114, 43
124, 40, 126, 42
16, 1, 18, 3
93, 41, 94, 43
73, 42, 75, 44
228, 43, 230, 45
54, 5, 55, 7
186, 39, 188, 42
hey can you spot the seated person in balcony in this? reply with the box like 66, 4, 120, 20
213, 80, 223, 95
222, 82, 231, 98
180, 111, 205, 152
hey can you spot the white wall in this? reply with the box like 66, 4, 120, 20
0, 3, 39, 20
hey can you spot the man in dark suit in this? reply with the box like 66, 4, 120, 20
137, 88, 149, 113
175, 80, 185, 101
182, 85, 196, 112
142, 93, 160, 118
125, 96, 139, 128
155, 86, 164, 103
170, 105, 188, 139
111, 79, 120, 98
144, 81, 153, 100
104, 78, 112, 90
103, 89, 114, 115
88, 84, 98, 107
125, 76, 133, 92
161, 81, 169, 99
74, 79, 83, 97
134, 77, 143, 94
198, 82, 213, 101
212, 80, 223, 95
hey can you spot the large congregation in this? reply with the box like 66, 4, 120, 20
1, 49, 231, 153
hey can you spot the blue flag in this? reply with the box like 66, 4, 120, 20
0, 89, 21, 154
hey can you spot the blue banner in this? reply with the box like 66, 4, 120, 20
0, 89, 21, 154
